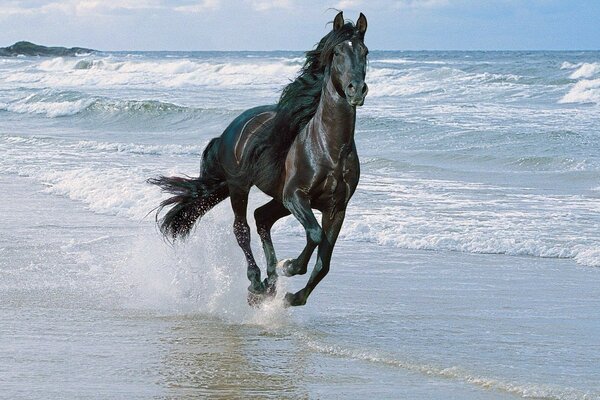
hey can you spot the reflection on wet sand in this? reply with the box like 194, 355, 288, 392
158, 315, 309, 399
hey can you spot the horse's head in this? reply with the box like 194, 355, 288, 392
330, 12, 369, 107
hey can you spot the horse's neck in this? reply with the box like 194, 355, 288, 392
308, 73, 356, 152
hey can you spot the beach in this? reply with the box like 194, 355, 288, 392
1, 50, 600, 399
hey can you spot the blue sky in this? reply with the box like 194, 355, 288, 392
1, 1, 599, 50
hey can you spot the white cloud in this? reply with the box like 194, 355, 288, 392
174, 0, 221, 13
0, 0, 221, 16
333, 0, 448, 12
393, 0, 449, 9
335, 0, 363, 9
74, 0, 163, 14
245, 0, 292, 12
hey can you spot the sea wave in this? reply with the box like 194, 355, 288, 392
0, 89, 228, 119
569, 62, 600, 79
300, 335, 596, 400
5, 56, 298, 89
1, 54, 532, 103
366, 66, 525, 98
38, 167, 166, 221
4, 143, 594, 268
1, 95, 94, 118
559, 78, 600, 105
561, 61, 600, 78
559, 61, 600, 105
1, 134, 207, 156
273, 175, 600, 268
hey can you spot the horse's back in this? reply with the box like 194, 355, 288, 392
219, 104, 277, 169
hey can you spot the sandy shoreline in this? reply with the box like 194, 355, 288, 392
2, 174, 600, 399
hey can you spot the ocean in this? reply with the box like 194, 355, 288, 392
1, 50, 599, 399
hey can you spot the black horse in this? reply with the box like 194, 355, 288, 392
149, 11, 368, 307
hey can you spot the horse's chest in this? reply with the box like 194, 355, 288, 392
315, 145, 359, 212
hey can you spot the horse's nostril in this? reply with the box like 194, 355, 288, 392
346, 83, 357, 97
361, 84, 368, 94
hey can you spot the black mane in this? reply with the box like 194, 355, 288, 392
273, 21, 358, 147
245, 20, 360, 182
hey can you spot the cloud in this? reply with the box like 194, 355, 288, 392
74, 0, 163, 14
244, 0, 293, 12
335, 0, 363, 9
393, 0, 449, 9
174, 0, 221, 13
334, 0, 449, 11
0, 0, 221, 16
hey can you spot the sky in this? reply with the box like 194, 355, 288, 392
0, 0, 599, 51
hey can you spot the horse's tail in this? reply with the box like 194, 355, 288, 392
148, 137, 229, 240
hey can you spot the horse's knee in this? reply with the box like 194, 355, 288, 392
307, 226, 323, 245
314, 259, 329, 276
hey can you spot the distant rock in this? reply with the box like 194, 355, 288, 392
0, 41, 96, 57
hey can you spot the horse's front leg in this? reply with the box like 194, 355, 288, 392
284, 209, 345, 307
280, 189, 323, 277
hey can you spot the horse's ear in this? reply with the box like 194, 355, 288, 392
333, 11, 344, 31
357, 12, 367, 38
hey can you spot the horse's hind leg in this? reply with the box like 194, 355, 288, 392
254, 199, 290, 288
229, 187, 265, 295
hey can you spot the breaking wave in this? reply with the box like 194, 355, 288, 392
0, 89, 232, 119
560, 78, 600, 105
560, 61, 600, 104
5, 56, 299, 89
300, 335, 597, 400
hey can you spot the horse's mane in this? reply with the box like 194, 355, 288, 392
245, 20, 360, 184
272, 21, 358, 150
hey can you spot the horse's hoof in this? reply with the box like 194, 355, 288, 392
247, 282, 276, 308
277, 258, 306, 277
283, 292, 307, 307
276, 258, 293, 276
264, 280, 277, 297
247, 291, 266, 308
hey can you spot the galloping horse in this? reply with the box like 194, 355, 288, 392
149, 11, 369, 307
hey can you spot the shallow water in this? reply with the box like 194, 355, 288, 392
1, 50, 600, 399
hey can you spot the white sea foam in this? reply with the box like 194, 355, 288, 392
561, 61, 579, 70
365, 66, 523, 99
0, 89, 212, 119
38, 167, 164, 221
2, 53, 598, 269
569, 62, 600, 79
365, 66, 452, 97
72, 139, 205, 156
6, 56, 298, 89
7, 135, 597, 269
115, 213, 291, 325
2, 134, 206, 156
272, 175, 600, 268
373, 58, 447, 65
300, 336, 596, 400
559, 78, 600, 104
1, 96, 94, 117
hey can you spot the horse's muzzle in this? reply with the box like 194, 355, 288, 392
346, 81, 368, 107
